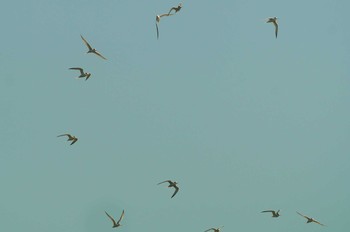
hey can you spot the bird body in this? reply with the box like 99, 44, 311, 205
266, 17, 278, 38
69, 67, 91, 80
157, 180, 179, 198
80, 35, 107, 60
57, 134, 78, 145
261, 210, 280, 217
297, 212, 325, 226
105, 210, 125, 228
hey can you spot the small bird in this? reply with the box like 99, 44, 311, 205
168, 3, 182, 14
204, 226, 224, 232
155, 13, 173, 39
105, 210, 125, 228
297, 212, 325, 226
266, 17, 278, 38
261, 210, 280, 217
69, 67, 91, 80
157, 180, 179, 198
57, 134, 78, 145
80, 35, 107, 60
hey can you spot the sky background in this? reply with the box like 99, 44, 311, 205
1, 0, 349, 231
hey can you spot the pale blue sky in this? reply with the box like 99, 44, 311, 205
1, 0, 349, 231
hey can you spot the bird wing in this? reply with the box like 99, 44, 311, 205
117, 210, 125, 224
80, 35, 92, 51
105, 211, 117, 226
70, 138, 78, 145
156, 23, 159, 39
297, 212, 309, 220
69, 67, 84, 75
273, 21, 278, 38
204, 228, 215, 232
168, 7, 176, 14
313, 219, 325, 226
159, 13, 173, 18
171, 185, 179, 198
93, 50, 107, 60
57, 134, 70, 138
261, 210, 274, 213
157, 180, 171, 185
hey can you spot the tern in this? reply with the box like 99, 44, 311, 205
105, 210, 125, 228
261, 210, 280, 217
157, 180, 179, 198
155, 13, 173, 39
204, 226, 224, 232
297, 212, 325, 226
69, 67, 91, 80
168, 3, 182, 14
266, 17, 278, 38
80, 35, 107, 60
57, 134, 78, 145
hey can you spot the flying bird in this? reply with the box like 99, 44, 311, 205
105, 210, 125, 228
155, 13, 173, 39
57, 134, 78, 145
266, 17, 278, 38
69, 67, 91, 80
168, 3, 182, 14
157, 180, 179, 198
261, 210, 280, 217
204, 226, 224, 232
297, 212, 325, 226
80, 35, 107, 60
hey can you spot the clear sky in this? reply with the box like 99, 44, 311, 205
1, 0, 349, 231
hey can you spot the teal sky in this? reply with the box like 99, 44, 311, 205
1, 0, 349, 231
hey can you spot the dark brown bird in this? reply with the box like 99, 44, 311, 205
168, 3, 182, 14
204, 226, 224, 232
69, 67, 91, 80
105, 210, 125, 228
57, 134, 78, 145
157, 180, 179, 198
80, 35, 107, 60
266, 17, 278, 38
297, 212, 325, 226
261, 210, 280, 217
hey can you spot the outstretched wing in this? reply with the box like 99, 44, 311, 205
297, 211, 309, 220
157, 180, 171, 185
313, 219, 325, 226
273, 21, 278, 38
93, 50, 107, 60
80, 35, 92, 51
156, 23, 159, 39
57, 134, 71, 138
261, 210, 274, 213
171, 185, 179, 198
105, 211, 117, 227
204, 228, 215, 232
69, 67, 84, 75
70, 138, 78, 145
117, 210, 125, 224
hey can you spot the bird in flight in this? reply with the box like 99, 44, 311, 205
261, 209, 280, 217
105, 210, 125, 228
69, 67, 91, 80
57, 134, 78, 145
266, 17, 278, 38
157, 180, 179, 198
80, 35, 107, 60
204, 226, 224, 232
155, 13, 173, 39
297, 212, 325, 226
168, 3, 182, 14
